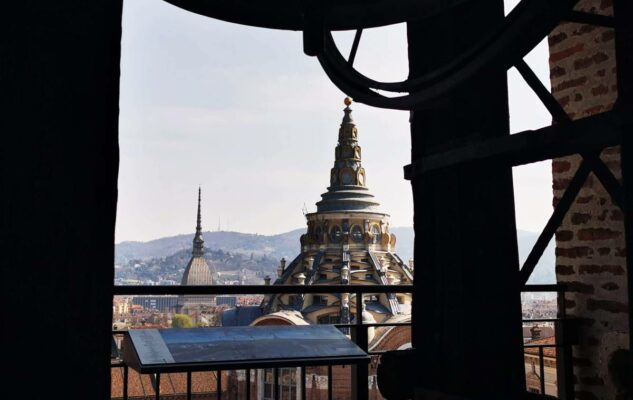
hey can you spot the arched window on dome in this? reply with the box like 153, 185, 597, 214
370, 225, 381, 244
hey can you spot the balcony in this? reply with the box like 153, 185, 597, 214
110, 283, 571, 400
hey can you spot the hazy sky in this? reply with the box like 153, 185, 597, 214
117, 0, 553, 243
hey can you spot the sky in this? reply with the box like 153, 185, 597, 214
116, 0, 553, 243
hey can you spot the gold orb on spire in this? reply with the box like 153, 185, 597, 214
344, 96, 353, 106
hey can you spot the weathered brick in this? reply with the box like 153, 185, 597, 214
597, 247, 611, 256
571, 213, 592, 225
556, 230, 574, 242
577, 228, 621, 241
596, 210, 609, 221
601, 282, 619, 291
556, 264, 575, 275
559, 95, 571, 107
582, 104, 605, 116
553, 178, 571, 190
578, 264, 624, 275
552, 160, 572, 173
576, 195, 593, 204
602, 30, 615, 42
550, 65, 566, 79
586, 299, 628, 313
610, 210, 624, 221
591, 84, 609, 96
556, 246, 594, 258
554, 76, 588, 92
567, 281, 595, 294
572, 24, 596, 37
548, 31, 568, 47
615, 247, 626, 257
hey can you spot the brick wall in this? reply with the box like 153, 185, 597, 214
549, 1, 630, 398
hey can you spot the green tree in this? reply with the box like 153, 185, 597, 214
171, 314, 194, 328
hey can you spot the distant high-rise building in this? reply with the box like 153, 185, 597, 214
179, 187, 215, 310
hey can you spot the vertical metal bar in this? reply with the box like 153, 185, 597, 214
217, 370, 222, 400
353, 293, 369, 400
246, 369, 251, 400
327, 365, 333, 400
555, 288, 574, 400
186, 371, 192, 400
539, 347, 546, 395
123, 365, 128, 400
348, 29, 363, 67
301, 367, 306, 400
614, 0, 633, 361
273, 368, 279, 400
155, 373, 161, 400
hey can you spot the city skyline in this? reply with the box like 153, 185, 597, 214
117, 0, 552, 243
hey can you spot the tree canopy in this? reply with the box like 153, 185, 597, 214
171, 314, 194, 328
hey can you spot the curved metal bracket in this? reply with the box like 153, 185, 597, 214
316, 0, 579, 110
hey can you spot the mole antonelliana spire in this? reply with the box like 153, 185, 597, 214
180, 187, 215, 309
192, 186, 204, 257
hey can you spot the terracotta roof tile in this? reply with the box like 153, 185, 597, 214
523, 336, 557, 358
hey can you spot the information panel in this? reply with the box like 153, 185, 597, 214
123, 325, 369, 373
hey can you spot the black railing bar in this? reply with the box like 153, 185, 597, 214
524, 344, 561, 348
274, 367, 279, 400
155, 373, 160, 400
123, 364, 129, 400
187, 371, 192, 400
367, 350, 411, 356
522, 318, 561, 323
217, 369, 222, 400
328, 365, 333, 400
523, 284, 567, 292
564, 10, 615, 27
539, 347, 546, 395
301, 367, 306, 400
334, 322, 411, 328
246, 369, 251, 400
113, 284, 413, 296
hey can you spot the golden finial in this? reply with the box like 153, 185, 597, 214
344, 96, 353, 106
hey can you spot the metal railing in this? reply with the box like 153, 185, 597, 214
112, 284, 413, 400
522, 284, 572, 400
111, 283, 571, 400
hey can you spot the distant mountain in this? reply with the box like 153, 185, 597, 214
518, 230, 556, 284
115, 229, 304, 264
115, 227, 555, 284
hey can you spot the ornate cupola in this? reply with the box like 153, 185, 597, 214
316, 97, 380, 213
259, 98, 413, 331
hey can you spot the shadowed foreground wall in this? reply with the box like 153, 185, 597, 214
0, 2, 122, 399
549, 0, 630, 398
